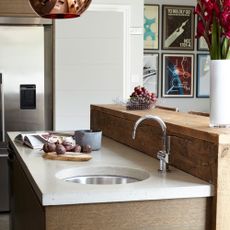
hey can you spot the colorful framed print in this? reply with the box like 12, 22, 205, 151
144, 4, 159, 50
162, 5, 195, 50
162, 53, 194, 97
197, 36, 209, 51
143, 53, 159, 96
197, 54, 210, 98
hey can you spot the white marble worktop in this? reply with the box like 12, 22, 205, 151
7, 132, 214, 206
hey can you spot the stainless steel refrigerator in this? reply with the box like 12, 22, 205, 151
0, 18, 53, 212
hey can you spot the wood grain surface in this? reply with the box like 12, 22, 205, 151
90, 104, 230, 230
90, 105, 218, 184
46, 198, 210, 230
43, 152, 92, 161
0, 0, 36, 16
215, 144, 230, 230
91, 104, 230, 144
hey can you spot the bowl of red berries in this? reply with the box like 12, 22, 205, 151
126, 86, 157, 110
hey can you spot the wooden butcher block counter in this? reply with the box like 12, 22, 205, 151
90, 104, 230, 230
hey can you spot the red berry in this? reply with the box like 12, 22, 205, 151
141, 87, 146, 92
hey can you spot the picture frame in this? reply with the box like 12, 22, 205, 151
143, 53, 159, 96
144, 4, 159, 50
162, 53, 194, 97
196, 54, 210, 98
162, 5, 195, 50
197, 36, 209, 51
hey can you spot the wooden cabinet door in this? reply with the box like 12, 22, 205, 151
9, 146, 45, 230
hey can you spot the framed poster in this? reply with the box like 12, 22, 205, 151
144, 4, 159, 50
197, 54, 210, 98
197, 36, 209, 51
143, 53, 159, 96
162, 5, 195, 50
162, 53, 194, 97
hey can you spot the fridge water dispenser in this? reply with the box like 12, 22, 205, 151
20, 84, 36, 109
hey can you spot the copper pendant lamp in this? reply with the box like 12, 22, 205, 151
29, 0, 92, 19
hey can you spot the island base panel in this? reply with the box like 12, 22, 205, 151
45, 198, 211, 230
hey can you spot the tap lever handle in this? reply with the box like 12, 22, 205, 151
157, 150, 166, 159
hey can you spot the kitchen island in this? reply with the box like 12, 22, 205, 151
91, 104, 230, 230
8, 132, 213, 230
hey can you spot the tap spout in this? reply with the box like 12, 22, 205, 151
132, 114, 170, 173
132, 115, 167, 151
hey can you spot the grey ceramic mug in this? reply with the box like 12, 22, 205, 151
74, 130, 102, 150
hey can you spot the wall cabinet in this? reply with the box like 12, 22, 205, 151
0, 0, 36, 17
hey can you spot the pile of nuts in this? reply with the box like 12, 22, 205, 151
42, 139, 92, 155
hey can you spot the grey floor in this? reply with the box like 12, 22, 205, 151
0, 214, 9, 230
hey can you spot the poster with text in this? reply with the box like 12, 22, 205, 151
144, 5, 159, 50
162, 54, 194, 97
162, 5, 194, 50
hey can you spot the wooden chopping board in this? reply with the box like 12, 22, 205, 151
43, 152, 92, 161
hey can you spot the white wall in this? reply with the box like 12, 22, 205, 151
144, 0, 210, 113
54, 0, 143, 130
54, 0, 208, 131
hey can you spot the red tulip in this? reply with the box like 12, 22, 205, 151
195, 0, 230, 59
197, 20, 206, 38
223, 0, 230, 7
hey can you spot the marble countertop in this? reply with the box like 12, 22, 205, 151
7, 132, 214, 206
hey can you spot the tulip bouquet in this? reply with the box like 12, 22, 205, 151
195, 0, 230, 59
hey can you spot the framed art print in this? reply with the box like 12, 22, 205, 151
197, 36, 209, 51
197, 54, 210, 98
143, 53, 159, 96
144, 4, 159, 50
162, 53, 194, 97
162, 5, 195, 50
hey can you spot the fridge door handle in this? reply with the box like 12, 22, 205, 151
0, 73, 5, 142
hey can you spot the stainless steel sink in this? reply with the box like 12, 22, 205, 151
64, 175, 140, 184
56, 166, 150, 185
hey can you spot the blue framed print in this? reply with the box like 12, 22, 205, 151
197, 54, 210, 98
162, 53, 194, 97
144, 4, 159, 50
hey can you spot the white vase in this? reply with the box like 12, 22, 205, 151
210, 60, 230, 128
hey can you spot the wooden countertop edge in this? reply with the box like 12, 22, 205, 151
91, 104, 230, 144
